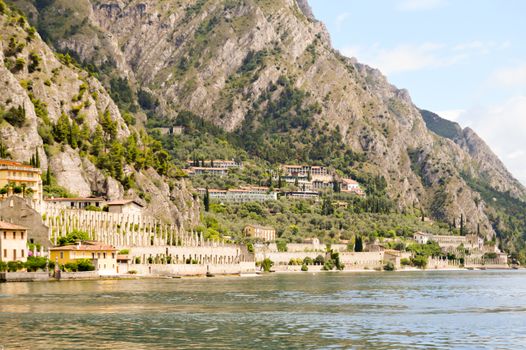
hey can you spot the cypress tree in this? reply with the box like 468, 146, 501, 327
460, 214, 464, 236
45, 167, 51, 186
354, 236, 363, 252
204, 187, 210, 212
35, 148, 40, 168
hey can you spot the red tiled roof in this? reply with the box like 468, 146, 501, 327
0, 220, 27, 230
0, 159, 34, 168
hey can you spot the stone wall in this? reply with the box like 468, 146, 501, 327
0, 272, 49, 282
129, 262, 255, 276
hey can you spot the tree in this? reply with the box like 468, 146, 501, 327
57, 230, 90, 246
321, 197, 334, 216
354, 235, 363, 252
45, 166, 51, 186
91, 126, 104, 156
53, 112, 70, 143
460, 214, 465, 236
204, 187, 210, 212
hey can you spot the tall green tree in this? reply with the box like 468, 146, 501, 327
204, 187, 210, 212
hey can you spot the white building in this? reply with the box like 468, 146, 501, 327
44, 197, 105, 210
0, 221, 28, 263
106, 200, 144, 215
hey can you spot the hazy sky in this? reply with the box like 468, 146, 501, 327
309, 0, 526, 185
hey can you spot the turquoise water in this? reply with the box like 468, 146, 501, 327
1, 271, 526, 349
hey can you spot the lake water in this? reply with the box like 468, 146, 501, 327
1, 271, 526, 349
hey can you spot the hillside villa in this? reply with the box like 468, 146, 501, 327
244, 224, 276, 242
198, 186, 278, 203
0, 159, 43, 211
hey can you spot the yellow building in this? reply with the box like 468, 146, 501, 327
0, 220, 28, 263
244, 224, 276, 242
0, 159, 43, 211
49, 241, 118, 275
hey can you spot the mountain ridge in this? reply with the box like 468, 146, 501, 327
3, 0, 526, 252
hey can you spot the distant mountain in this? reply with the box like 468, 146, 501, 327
4, 0, 526, 253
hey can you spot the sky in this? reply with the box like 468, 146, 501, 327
309, 0, 526, 185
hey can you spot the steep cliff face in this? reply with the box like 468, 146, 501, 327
6, 0, 526, 238
0, 4, 199, 226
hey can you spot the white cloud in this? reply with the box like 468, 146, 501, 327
397, 0, 446, 11
435, 109, 465, 121
342, 42, 464, 75
490, 63, 526, 87
335, 12, 351, 32
457, 96, 526, 185
341, 40, 510, 75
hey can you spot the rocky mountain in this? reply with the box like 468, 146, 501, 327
4, 0, 526, 242
0, 2, 199, 227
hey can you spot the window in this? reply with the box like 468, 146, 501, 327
112, 253, 115, 259
3, 249, 6, 258
60, 252, 64, 259
13, 249, 16, 260
3, 231, 5, 239
92, 253, 95, 259
103, 253, 106, 259
21, 232, 24, 240
13, 232, 16, 239
21, 249, 24, 258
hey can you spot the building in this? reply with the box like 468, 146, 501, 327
44, 197, 105, 210
283, 191, 320, 200
413, 232, 484, 251
0, 220, 28, 263
187, 159, 241, 169
0, 196, 51, 248
197, 187, 278, 203
49, 241, 117, 275
0, 159, 43, 211
340, 178, 365, 196
106, 200, 144, 215
244, 225, 276, 242
186, 167, 229, 177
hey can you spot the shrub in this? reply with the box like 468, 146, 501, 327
76, 259, 95, 271
85, 205, 102, 212
7, 261, 24, 272
3, 106, 26, 127
303, 256, 314, 265
261, 258, 273, 272
14, 57, 26, 72
0, 261, 7, 272
119, 249, 129, 254
25, 256, 48, 272
383, 261, 395, 271
28, 52, 41, 73
276, 240, 287, 252
314, 254, 325, 265
322, 260, 335, 271
135, 257, 141, 264
411, 255, 428, 269
128, 270, 138, 274
301, 264, 308, 272
400, 258, 411, 266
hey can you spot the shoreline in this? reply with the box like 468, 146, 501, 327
1, 266, 519, 283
